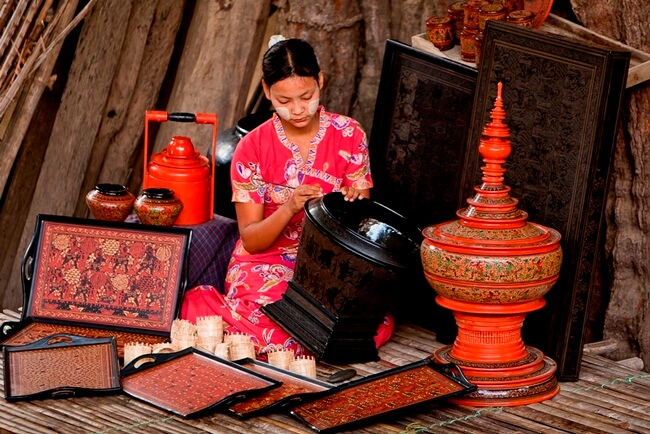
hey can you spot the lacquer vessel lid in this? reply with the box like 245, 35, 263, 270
423, 82, 561, 255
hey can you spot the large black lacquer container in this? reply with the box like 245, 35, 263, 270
263, 192, 423, 363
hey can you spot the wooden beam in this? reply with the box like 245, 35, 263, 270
0, 0, 80, 309
3, 0, 133, 309
73, 0, 187, 217
154, 0, 272, 156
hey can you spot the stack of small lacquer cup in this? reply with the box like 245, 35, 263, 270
122, 316, 318, 379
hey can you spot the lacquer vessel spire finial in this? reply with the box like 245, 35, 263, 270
479, 81, 511, 187
458, 81, 527, 229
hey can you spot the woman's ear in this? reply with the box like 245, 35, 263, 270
262, 80, 271, 100
318, 72, 324, 89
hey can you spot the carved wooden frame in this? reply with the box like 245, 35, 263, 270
369, 39, 478, 230
368, 40, 478, 337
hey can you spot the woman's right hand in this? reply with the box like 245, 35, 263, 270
236, 184, 322, 253
283, 184, 323, 214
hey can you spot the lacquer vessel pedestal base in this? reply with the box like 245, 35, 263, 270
432, 296, 559, 406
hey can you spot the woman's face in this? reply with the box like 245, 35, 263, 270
264, 73, 323, 129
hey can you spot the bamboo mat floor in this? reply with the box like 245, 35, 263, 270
1, 309, 649, 434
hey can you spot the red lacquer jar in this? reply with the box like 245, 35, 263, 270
134, 188, 183, 226
463, 0, 490, 31
447, 1, 467, 43
85, 183, 135, 222
426, 15, 455, 51
478, 3, 507, 33
460, 28, 477, 63
506, 9, 535, 27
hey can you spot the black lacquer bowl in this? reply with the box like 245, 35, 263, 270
294, 192, 423, 318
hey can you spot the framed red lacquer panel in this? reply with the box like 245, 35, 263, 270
0, 214, 192, 355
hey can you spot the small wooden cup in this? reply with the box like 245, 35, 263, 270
230, 342, 256, 361
289, 356, 317, 379
123, 342, 152, 366
267, 349, 295, 370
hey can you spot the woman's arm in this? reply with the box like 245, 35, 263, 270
235, 184, 323, 253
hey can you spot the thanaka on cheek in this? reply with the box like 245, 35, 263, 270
274, 98, 320, 121
275, 106, 291, 120
308, 99, 319, 115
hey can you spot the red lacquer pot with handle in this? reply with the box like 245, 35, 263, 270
143, 111, 217, 226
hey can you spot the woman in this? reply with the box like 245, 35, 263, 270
181, 36, 393, 357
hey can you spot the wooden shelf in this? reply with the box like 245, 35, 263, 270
412, 13, 650, 88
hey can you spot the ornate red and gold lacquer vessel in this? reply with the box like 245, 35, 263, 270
421, 82, 563, 406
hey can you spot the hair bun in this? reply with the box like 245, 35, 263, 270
268, 34, 287, 49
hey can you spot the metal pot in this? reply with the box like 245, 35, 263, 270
211, 110, 274, 219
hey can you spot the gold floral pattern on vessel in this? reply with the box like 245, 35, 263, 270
427, 280, 556, 303
460, 211, 524, 220
427, 222, 553, 243
421, 246, 562, 283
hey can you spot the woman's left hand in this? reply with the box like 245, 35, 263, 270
340, 186, 369, 201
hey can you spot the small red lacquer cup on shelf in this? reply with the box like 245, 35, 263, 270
426, 15, 455, 51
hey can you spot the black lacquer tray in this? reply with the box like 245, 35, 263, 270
3, 333, 120, 401
120, 348, 281, 418
290, 359, 476, 433
228, 358, 333, 418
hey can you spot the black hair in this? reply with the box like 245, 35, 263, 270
262, 38, 321, 87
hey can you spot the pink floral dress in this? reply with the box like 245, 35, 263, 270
181, 107, 392, 357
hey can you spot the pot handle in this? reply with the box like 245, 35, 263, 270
143, 111, 218, 217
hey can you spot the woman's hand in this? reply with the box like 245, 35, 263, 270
340, 186, 369, 201
282, 184, 323, 214
236, 184, 322, 253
